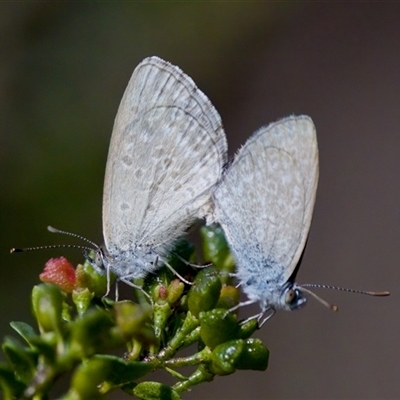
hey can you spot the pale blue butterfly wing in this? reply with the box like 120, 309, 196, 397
212, 116, 318, 312
102, 56, 227, 279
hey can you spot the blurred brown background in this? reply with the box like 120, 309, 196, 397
1, 3, 399, 399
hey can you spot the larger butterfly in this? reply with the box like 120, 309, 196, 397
96, 56, 227, 288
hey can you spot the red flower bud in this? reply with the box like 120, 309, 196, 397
40, 257, 76, 293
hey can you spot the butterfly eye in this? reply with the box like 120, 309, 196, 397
95, 250, 104, 269
285, 288, 297, 305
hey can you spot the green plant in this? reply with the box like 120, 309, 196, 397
0, 226, 268, 399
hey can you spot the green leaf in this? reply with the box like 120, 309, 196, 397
31, 284, 64, 334
0, 362, 26, 398
113, 301, 156, 345
2, 337, 37, 384
70, 355, 155, 398
69, 357, 109, 399
69, 308, 116, 358
27, 336, 57, 363
10, 321, 38, 346
98, 355, 155, 387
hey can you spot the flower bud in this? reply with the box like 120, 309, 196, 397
199, 309, 239, 349
72, 288, 95, 316
209, 340, 243, 375
209, 338, 269, 375
216, 285, 240, 310
200, 226, 235, 272
75, 261, 109, 297
187, 267, 221, 317
130, 381, 181, 400
233, 338, 269, 371
39, 257, 76, 293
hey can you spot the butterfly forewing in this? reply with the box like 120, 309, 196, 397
103, 56, 227, 255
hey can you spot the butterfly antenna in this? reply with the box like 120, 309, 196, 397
299, 283, 390, 311
300, 286, 339, 311
10, 243, 94, 254
10, 226, 99, 254
301, 283, 390, 297
47, 226, 100, 249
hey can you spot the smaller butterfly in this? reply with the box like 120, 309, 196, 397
211, 115, 389, 325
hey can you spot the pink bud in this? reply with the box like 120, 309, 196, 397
159, 285, 168, 300
40, 257, 76, 293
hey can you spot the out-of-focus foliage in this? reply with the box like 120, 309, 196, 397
0, 226, 268, 399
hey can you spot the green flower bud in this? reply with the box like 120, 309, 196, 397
209, 340, 243, 376
75, 260, 111, 297
199, 309, 239, 349
209, 338, 269, 375
152, 302, 172, 341
187, 267, 221, 317
166, 279, 185, 305
237, 318, 259, 339
233, 338, 269, 371
215, 285, 240, 310
130, 381, 181, 400
72, 288, 95, 316
200, 226, 235, 273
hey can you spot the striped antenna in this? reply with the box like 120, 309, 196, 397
10, 226, 99, 254
299, 283, 390, 312
301, 283, 390, 297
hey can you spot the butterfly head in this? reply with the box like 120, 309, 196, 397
82, 246, 108, 274
279, 282, 308, 311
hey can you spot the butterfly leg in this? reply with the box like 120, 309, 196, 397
170, 251, 211, 269
223, 298, 257, 319
161, 258, 193, 285
119, 277, 154, 305
257, 307, 276, 327
236, 307, 275, 327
